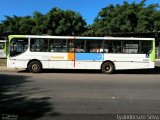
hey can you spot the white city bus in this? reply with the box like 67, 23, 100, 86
0, 40, 7, 58
7, 35, 155, 73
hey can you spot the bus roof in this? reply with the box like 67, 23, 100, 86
8, 35, 154, 41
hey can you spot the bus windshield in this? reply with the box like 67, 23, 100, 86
10, 38, 28, 57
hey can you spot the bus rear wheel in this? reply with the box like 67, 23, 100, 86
28, 61, 42, 73
101, 62, 115, 74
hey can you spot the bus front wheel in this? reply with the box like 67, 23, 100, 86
28, 61, 42, 73
101, 62, 115, 74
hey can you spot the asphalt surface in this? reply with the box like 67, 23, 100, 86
0, 69, 160, 120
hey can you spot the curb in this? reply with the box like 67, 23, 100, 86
0, 66, 23, 72
155, 59, 160, 61
155, 60, 160, 67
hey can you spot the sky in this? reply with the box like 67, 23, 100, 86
0, 0, 160, 25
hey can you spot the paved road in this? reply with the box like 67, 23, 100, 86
0, 69, 160, 120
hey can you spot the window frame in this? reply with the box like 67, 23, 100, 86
29, 38, 68, 53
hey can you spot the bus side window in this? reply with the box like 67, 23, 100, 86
123, 41, 139, 54
75, 39, 85, 53
141, 41, 152, 54
88, 40, 103, 53
67, 39, 74, 52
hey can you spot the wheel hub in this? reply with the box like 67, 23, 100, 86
105, 66, 111, 71
32, 64, 39, 71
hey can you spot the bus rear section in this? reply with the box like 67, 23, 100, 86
0, 40, 7, 58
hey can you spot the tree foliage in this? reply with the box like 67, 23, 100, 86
0, 8, 86, 36
84, 0, 160, 36
45, 8, 86, 35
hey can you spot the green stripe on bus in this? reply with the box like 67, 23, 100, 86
3, 41, 6, 56
151, 39, 155, 62
8, 35, 26, 42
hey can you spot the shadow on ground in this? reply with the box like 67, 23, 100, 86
115, 67, 160, 74
18, 67, 160, 74
0, 74, 60, 120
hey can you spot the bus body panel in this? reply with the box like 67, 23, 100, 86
104, 53, 154, 69
7, 35, 155, 72
0, 40, 7, 58
0, 49, 6, 58
8, 51, 103, 69
7, 51, 155, 70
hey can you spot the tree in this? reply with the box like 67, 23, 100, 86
1, 15, 33, 35
2, 15, 22, 34
45, 8, 86, 35
85, 0, 160, 36
31, 11, 47, 35
19, 18, 36, 34
0, 23, 7, 36
0, 8, 86, 36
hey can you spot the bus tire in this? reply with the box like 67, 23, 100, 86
28, 61, 42, 73
101, 62, 115, 74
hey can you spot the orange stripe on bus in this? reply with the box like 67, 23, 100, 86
68, 53, 74, 61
